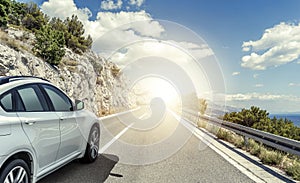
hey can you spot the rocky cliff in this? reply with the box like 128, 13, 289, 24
0, 28, 136, 116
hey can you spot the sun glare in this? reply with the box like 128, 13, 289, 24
133, 77, 180, 106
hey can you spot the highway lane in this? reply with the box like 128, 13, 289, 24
39, 107, 254, 183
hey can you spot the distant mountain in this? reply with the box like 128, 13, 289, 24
270, 112, 300, 115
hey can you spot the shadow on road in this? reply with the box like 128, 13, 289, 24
38, 154, 120, 183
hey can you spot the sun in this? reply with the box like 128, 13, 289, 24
133, 77, 180, 106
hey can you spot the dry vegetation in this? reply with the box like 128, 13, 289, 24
189, 116, 300, 181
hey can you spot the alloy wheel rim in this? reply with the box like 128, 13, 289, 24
4, 166, 29, 183
90, 128, 99, 159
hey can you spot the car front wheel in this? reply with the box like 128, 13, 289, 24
0, 159, 30, 183
80, 124, 100, 163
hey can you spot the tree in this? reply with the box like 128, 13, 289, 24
64, 15, 92, 54
33, 25, 65, 65
0, 4, 8, 27
223, 106, 269, 127
8, 0, 27, 26
85, 34, 93, 49
65, 15, 84, 37
49, 17, 67, 32
22, 2, 48, 31
0, 0, 11, 27
223, 106, 300, 141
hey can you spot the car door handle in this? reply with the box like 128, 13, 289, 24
25, 121, 36, 126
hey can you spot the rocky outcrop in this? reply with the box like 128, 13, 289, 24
0, 29, 136, 116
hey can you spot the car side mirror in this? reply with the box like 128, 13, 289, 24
75, 100, 84, 110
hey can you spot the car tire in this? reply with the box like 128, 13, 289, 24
0, 159, 30, 183
80, 124, 100, 163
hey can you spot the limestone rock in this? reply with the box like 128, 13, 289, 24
0, 41, 136, 116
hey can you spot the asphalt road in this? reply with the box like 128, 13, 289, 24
39, 107, 254, 183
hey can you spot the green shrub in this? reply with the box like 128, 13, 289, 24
216, 129, 231, 140
233, 136, 245, 148
259, 150, 283, 166
197, 119, 207, 129
223, 106, 300, 141
285, 161, 300, 180
0, 0, 11, 28
0, 4, 8, 27
247, 140, 263, 156
33, 25, 65, 65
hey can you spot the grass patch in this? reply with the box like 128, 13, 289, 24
259, 149, 284, 166
197, 119, 207, 129
60, 58, 78, 72
233, 135, 245, 149
111, 65, 120, 77
0, 29, 31, 52
285, 161, 300, 180
61, 58, 78, 66
216, 129, 230, 140
247, 139, 263, 156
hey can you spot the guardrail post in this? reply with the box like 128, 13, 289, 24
244, 136, 249, 147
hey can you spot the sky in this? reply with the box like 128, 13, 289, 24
19, 0, 300, 113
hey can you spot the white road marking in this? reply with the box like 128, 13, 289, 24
99, 123, 134, 153
139, 113, 148, 120
99, 111, 148, 154
168, 110, 265, 183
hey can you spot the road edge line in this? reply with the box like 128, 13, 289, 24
168, 110, 266, 183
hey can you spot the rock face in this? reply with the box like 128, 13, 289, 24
0, 29, 136, 116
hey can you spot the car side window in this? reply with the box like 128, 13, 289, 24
42, 85, 72, 112
17, 85, 48, 112
0, 92, 13, 111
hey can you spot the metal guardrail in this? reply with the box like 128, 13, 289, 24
182, 109, 300, 156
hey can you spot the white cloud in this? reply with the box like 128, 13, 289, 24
226, 92, 300, 113
232, 72, 240, 76
107, 41, 213, 64
41, 0, 92, 20
40, 0, 214, 91
254, 84, 264, 88
129, 0, 145, 7
242, 22, 300, 70
41, 0, 164, 41
226, 93, 300, 102
226, 93, 252, 101
289, 83, 300, 87
101, 0, 123, 10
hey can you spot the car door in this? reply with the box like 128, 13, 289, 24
16, 84, 60, 171
41, 84, 83, 160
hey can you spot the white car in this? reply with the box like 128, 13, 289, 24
0, 76, 100, 183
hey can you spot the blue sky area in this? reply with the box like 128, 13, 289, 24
19, 0, 300, 113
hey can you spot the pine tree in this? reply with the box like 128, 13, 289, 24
33, 25, 65, 65
22, 2, 48, 31
9, 0, 27, 26
64, 15, 92, 54
0, 0, 11, 27
49, 17, 67, 32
